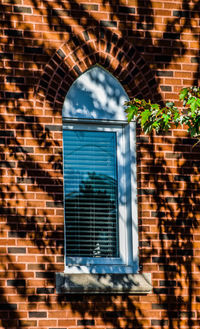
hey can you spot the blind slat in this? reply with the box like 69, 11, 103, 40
63, 130, 119, 258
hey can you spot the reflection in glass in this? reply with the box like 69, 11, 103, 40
63, 130, 119, 258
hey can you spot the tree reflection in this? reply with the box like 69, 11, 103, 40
65, 172, 119, 258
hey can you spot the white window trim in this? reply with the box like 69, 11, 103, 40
63, 119, 138, 274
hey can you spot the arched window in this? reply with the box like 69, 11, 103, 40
62, 65, 138, 274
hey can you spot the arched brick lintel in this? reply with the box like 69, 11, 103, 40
35, 28, 159, 110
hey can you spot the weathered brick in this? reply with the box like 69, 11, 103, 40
151, 319, 169, 326
36, 287, 54, 294
100, 20, 117, 27
156, 71, 173, 77
173, 10, 190, 18
57, 49, 66, 59
36, 272, 54, 278
29, 312, 47, 318
8, 247, 26, 254
14, 6, 32, 13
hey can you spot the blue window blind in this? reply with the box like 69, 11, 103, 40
63, 130, 119, 258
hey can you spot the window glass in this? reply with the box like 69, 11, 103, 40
63, 130, 119, 258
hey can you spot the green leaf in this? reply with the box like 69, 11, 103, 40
127, 111, 134, 122
151, 104, 159, 110
124, 87, 200, 139
141, 110, 151, 126
190, 99, 198, 114
179, 88, 188, 100
196, 99, 200, 107
162, 113, 170, 124
125, 105, 138, 114
187, 96, 196, 105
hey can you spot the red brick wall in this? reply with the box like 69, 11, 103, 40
0, 0, 200, 328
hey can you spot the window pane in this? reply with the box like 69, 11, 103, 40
63, 130, 119, 258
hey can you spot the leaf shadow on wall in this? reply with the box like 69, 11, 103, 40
0, 0, 200, 328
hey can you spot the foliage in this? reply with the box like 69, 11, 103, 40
125, 86, 200, 138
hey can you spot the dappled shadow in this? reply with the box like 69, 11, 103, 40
0, 0, 200, 328
136, 131, 200, 329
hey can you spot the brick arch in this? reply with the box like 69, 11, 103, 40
35, 28, 159, 112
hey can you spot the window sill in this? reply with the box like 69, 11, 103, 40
56, 273, 152, 294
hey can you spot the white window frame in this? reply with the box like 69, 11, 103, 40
63, 119, 138, 274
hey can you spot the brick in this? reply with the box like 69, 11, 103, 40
24, 47, 43, 54
7, 280, 25, 286
118, 6, 135, 13
77, 319, 95, 326
191, 57, 200, 63
56, 68, 65, 79
0, 320, 18, 327
0, 53, 13, 59
58, 320, 76, 326
117, 51, 123, 61
28, 295, 46, 302
36, 287, 54, 294
14, 6, 32, 13
29, 312, 47, 318
6, 76, 24, 83
73, 65, 81, 75
159, 233, 175, 240
4, 29, 23, 37
17, 177, 34, 184
100, 20, 117, 27
174, 175, 190, 182
8, 231, 26, 238
160, 85, 172, 91
8, 247, 26, 254
0, 2, 199, 328
5, 92, 24, 99
57, 49, 66, 59
36, 272, 54, 279
0, 303, 17, 310
16, 116, 34, 122
173, 10, 190, 18
151, 319, 169, 326
18, 320, 37, 327
46, 201, 63, 208
137, 23, 153, 30
80, 4, 98, 11
163, 32, 180, 40
83, 30, 89, 41
156, 71, 173, 77
155, 55, 172, 62
28, 264, 45, 270
160, 280, 176, 287
106, 42, 111, 53
152, 303, 168, 310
